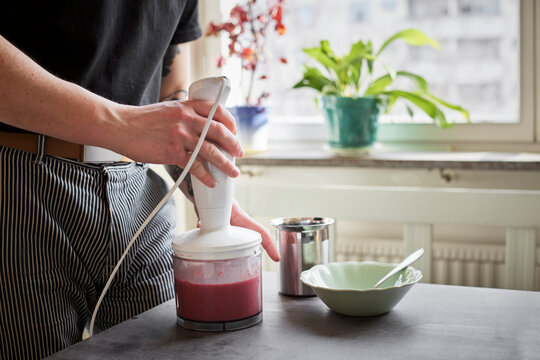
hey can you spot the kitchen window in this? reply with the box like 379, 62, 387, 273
195, 0, 538, 148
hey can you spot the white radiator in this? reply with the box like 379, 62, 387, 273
334, 239, 540, 291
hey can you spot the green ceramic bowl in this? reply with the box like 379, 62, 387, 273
300, 261, 422, 316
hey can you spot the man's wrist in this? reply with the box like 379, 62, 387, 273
159, 89, 188, 102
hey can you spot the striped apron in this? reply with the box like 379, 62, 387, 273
0, 141, 177, 359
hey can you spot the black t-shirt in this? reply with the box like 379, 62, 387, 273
1, 0, 202, 132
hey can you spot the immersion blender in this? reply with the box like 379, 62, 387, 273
171, 77, 263, 331
88, 77, 260, 337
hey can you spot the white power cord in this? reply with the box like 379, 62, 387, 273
87, 78, 227, 338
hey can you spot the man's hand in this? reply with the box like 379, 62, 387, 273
115, 100, 244, 188
230, 200, 280, 262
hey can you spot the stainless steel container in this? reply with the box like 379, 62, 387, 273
271, 217, 334, 296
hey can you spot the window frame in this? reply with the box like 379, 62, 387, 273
194, 0, 539, 148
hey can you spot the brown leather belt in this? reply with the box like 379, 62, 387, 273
0, 131, 85, 161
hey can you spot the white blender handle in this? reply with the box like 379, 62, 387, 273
188, 77, 234, 232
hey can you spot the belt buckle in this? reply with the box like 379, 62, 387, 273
83, 145, 123, 163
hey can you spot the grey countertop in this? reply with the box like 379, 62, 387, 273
236, 142, 540, 171
48, 272, 540, 360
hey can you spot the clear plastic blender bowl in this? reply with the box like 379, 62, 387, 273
172, 225, 263, 332
173, 251, 262, 331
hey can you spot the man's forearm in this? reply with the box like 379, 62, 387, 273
0, 35, 125, 148
160, 43, 196, 202
159, 45, 188, 102
160, 43, 191, 102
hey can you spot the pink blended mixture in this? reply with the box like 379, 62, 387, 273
175, 276, 262, 322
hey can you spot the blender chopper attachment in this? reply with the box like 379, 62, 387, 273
172, 77, 263, 331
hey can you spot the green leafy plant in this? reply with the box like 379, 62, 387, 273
293, 29, 469, 128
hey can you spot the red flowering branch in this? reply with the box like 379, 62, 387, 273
206, 0, 287, 106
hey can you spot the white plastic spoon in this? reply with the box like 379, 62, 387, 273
373, 248, 425, 288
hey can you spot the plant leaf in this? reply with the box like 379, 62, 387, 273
342, 40, 367, 63
365, 71, 428, 95
365, 75, 393, 95
342, 40, 368, 89
293, 65, 334, 92
366, 40, 374, 74
387, 95, 398, 110
382, 90, 451, 128
303, 41, 340, 73
423, 93, 470, 122
396, 71, 429, 92
349, 66, 361, 93
320, 40, 338, 60
406, 104, 414, 118
303, 41, 348, 90
381, 61, 397, 80
376, 28, 440, 57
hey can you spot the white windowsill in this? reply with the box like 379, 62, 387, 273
237, 139, 540, 171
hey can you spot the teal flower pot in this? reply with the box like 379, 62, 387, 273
320, 96, 380, 151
